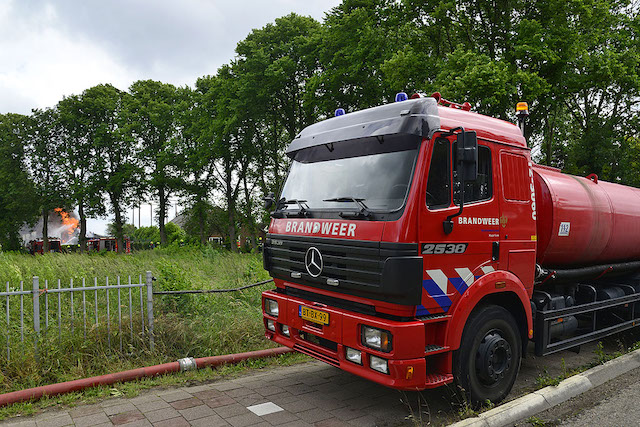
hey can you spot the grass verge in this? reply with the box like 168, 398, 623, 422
0, 247, 278, 397
534, 338, 640, 390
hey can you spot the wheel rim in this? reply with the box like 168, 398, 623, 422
475, 329, 512, 386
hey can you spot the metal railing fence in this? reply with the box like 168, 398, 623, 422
1, 271, 154, 362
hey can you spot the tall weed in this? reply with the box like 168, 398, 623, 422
0, 248, 275, 393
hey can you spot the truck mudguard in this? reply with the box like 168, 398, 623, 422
446, 270, 533, 351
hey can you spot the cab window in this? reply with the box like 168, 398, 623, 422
426, 139, 451, 209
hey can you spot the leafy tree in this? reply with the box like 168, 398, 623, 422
309, 0, 402, 113
85, 84, 142, 253
555, 1, 639, 181
125, 80, 183, 245
27, 108, 70, 252
195, 70, 250, 252
106, 222, 136, 238
182, 203, 229, 243
178, 86, 217, 244
56, 93, 106, 252
130, 225, 160, 243
0, 113, 37, 250
164, 222, 186, 243
125, 223, 184, 245
234, 13, 322, 194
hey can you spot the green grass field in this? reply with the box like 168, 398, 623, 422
0, 247, 280, 394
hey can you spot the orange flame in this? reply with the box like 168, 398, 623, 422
54, 208, 79, 243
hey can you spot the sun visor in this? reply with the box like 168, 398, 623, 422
286, 97, 441, 159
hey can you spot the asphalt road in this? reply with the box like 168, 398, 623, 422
516, 365, 640, 426
1, 333, 637, 427
561, 375, 640, 427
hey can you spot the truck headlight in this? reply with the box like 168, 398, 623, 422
361, 326, 392, 352
370, 355, 389, 374
281, 324, 290, 337
266, 318, 276, 332
345, 347, 362, 365
264, 299, 279, 317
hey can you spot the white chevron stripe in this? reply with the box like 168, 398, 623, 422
426, 269, 449, 294
481, 266, 495, 274
455, 268, 474, 286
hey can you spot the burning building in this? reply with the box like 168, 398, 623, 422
20, 208, 80, 253
53, 208, 79, 244
21, 209, 131, 254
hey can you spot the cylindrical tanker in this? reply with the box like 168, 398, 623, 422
533, 165, 640, 267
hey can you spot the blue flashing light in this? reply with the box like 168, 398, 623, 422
335, 108, 345, 117
395, 92, 408, 102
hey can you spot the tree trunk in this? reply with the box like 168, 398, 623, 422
42, 210, 49, 253
197, 198, 206, 244
79, 201, 87, 254
227, 191, 237, 253
225, 157, 237, 253
242, 172, 258, 251
159, 187, 167, 245
110, 193, 124, 254
271, 119, 280, 191
259, 136, 267, 195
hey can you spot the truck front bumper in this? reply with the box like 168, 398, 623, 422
262, 290, 433, 391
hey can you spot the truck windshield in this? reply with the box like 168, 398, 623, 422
280, 146, 419, 213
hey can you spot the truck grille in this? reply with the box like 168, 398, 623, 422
264, 234, 419, 305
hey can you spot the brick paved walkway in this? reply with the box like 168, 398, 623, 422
0, 361, 422, 427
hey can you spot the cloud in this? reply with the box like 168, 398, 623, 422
0, 1, 132, 113
1, 0, 340, 114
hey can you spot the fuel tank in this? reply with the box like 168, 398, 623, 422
534, 165, 640, 267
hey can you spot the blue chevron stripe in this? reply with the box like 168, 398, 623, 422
422, 279, 452, 311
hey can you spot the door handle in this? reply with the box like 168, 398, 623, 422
492, 241, 500, 261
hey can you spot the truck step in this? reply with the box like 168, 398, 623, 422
424, 344, 449, 354
424, 373, 454, 388
417, 313, 451, 323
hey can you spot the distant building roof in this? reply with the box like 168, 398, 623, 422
169, 213, 188, 228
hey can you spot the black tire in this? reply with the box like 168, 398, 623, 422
454, 304, 522, 406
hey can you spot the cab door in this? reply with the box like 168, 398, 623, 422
497, 149, 537, 292
416, 134, 499, 315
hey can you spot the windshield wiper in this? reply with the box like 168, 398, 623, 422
323, 197, 373, 220
272, 198, 311, 218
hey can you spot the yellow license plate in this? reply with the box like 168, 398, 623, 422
299, 306, 329, 325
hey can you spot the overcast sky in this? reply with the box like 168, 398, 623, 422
1, 0, 341, 235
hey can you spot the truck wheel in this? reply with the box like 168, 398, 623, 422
454, 304, 522, 406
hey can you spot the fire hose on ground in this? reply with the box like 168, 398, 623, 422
0, 347, 293, 407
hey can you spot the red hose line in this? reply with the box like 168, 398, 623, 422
0, 347, 293, 407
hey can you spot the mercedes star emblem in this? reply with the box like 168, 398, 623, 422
305, 247, 323, 277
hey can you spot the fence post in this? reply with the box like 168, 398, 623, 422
33, 276, 40, 362
146, 271, 154, 351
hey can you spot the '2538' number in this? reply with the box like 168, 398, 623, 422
422, 243, 468, 254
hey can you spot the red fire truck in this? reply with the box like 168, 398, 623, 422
261, 93, 640, 404
28, 239, 62, 254
87, 237, 131, 253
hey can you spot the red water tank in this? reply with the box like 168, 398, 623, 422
533, 165, 640, 267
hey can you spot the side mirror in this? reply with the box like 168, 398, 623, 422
457, 131, 478, 182
444, 130, 478, 235
263, 192, 275, 210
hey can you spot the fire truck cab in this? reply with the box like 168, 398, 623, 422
262, 94, 536, 403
